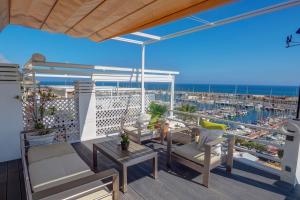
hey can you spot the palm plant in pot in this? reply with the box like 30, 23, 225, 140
24, 88, 57, 146
120, 133, 130, 151
147, 102, 168, 130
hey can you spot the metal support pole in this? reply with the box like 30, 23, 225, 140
141, 45, 145, 113
296, 86, 300, 120
117, 81, 119, 96
170, 75, 175, 118
32, 72, 38, 118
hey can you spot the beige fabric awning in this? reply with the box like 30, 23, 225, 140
0, 0, 233, 42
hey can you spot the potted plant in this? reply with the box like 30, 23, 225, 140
120, 133, 130, 151
23, 88, 57, 146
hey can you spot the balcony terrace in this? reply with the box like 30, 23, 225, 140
1, 138, 300, 200
1, 1, 300, 200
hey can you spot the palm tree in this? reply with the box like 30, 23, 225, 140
147, 102, 168, 130
178, 104, 197, 113
148, 102, 168, 117
177, 104, 197, 121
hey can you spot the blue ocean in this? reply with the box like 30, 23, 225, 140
41, 81, 299, 97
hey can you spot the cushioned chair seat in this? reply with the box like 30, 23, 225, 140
42, 180, 112, 200
124, 126, 152, 135
28, 142, 76, 164
173, 142, 220, 165
77, 189, 112, 200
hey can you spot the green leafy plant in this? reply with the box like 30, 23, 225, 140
120, 133, 130, 144
24, 87, 57, 135
147, 102, 168, 130
177, 104, 197, 113
176, 104, 197, 121
148, 102, 168, 117
235, 138, 267, 152
277, 149, 284, 159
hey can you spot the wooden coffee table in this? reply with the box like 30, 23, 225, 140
93, 139, 158, 193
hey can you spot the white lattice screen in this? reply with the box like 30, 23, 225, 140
22, 98, 80, 142
96, 94, 155, 136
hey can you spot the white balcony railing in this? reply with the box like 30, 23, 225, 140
167, 110, 289, 165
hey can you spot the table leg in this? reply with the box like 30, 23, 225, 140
153, 155, 158, 179
93, 145, 98, 171
122, 165, 128, 193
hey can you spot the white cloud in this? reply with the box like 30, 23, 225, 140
0, 53, 10, 63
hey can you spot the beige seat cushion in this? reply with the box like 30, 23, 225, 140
29, 153, 94, 192
40, 179, 111, 200
173, 142, 221, 165
124, 126, 152, 135
28, 142, 76, 164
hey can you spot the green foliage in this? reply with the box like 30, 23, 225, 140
120, 133, 130, 144
176, 104, 197, 121
34, 122, 45, 130
235, 138, 267, 152
147, 115, 160, 130
177, 104, 197, 113
147, 102, 168, 130
277, 149, 284, 159
148, 102, 168, 117
24, 87, 57, 132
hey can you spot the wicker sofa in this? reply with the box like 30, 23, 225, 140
21, 132, 119, 200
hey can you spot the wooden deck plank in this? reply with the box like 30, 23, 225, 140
0, 161, 7, 200
18, 160, 26, 200
0, 138, 299, 200
84, 139, 298, 200
7, 160, 21, 200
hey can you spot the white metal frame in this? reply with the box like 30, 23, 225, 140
109, 0, 300, 115
23, 58, 178, 113
112, 0, 300, 46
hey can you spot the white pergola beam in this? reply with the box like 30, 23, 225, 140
187, 16, 212, 25
35, 74, 90, 79
31, 72, 173, 83
111, 36, 144, 45
28, 61, 179, 75
144, 0, 300, 45
131, 32, 161, 40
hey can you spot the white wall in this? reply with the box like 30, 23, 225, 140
76, 81, 98, 141
0, 82, 23, 162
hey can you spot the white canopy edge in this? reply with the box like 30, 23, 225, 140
33, 73, 173, 83
110, 0, 300, 46
23, 58, 177, 83
25, 61, 179, 75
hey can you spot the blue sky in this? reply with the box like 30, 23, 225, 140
0, 0, 299, 86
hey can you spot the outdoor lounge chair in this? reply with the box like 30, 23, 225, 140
123, 114, 160, 144
20, 132, 119, 200
167, 126, 200, 144
167, 126, 235, 187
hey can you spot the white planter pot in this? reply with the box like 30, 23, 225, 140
27, 131, 56, 146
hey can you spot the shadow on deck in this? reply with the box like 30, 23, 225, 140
1, 137, 299, 200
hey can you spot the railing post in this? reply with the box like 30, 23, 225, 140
170, 76, 175, 118
197, 116, 200, 125
75, 81, 97, 141
280, 119, 300, 186
167, 126, 172, 167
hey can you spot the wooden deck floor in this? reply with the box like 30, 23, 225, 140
1, 138, 300, 200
